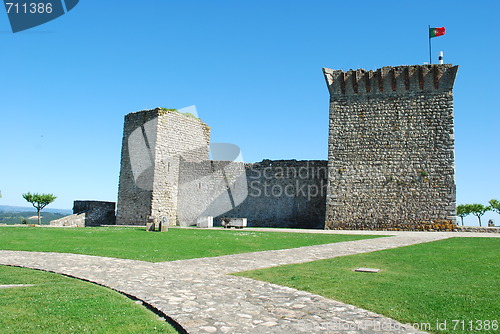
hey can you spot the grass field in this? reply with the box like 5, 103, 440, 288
0, 265, 177, 334
0, 226, 380, 262
235, 237, 500, 334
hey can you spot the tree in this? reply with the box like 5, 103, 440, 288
22, 192, 57, 225
468, 203, 490, 227
456, 204, 472, 226
489, 199, 500, 215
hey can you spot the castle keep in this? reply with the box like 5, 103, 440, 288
116, 64, 458, 230
323, 64, 458, 229
116, 109, 210, 225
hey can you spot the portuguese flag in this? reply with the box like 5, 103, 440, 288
429, 27, 446, 38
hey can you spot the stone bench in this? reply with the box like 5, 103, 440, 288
221, 218, 247, 229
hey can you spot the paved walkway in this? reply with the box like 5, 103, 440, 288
0, 230, 497, 333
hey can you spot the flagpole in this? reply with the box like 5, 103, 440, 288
428, 25, 432, 64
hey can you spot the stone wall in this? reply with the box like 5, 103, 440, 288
50, 212, 86, 227
323, 64, 458, 230
116, 108, 210, 226
178, 160, 327, 229
177, 159, 248, 226
151, 109, 210, 225
73, 201, 116, 226
116, 109, 158, 225
456, 226, 500, 233
51, 200, 115, 227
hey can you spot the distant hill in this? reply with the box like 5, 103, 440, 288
0, 210, 68, 225
0, 205, 72, 215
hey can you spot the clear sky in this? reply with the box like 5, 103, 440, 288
1, 0, 498, 226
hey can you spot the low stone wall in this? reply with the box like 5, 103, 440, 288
455, 226, 500, 233
326, 220, 456, 232
50, 213, 86, 227
50, 201, 116, 227
73, 201, 116, 226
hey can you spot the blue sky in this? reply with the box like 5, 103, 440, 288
0, 0, 498, 226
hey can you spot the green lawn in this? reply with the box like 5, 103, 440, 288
235, 238, 500, 334
0, 265, 177, 334
0, 226, 381, 262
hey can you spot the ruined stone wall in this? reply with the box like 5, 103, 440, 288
233, 160, 327, 229
178, 160, 327, 229
73, 201, 116, 226
177, 159, 248, 226
116, 108, 210, 225
51, 200, 115, 227
323, 64, 458, 230
50, 212, 86, 227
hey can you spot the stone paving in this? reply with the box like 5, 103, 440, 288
1, 229, 498, 333
0, 284, 34, 289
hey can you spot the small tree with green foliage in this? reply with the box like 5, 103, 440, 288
468, 203, 490, 227
489, 199, 500, 215
22, 192, 57, 225
456, 204, 473, 226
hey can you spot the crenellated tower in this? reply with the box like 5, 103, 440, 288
323, 64, 458, 230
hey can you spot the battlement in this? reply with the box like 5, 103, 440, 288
323, 64, 458, 97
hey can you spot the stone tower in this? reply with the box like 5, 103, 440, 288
116, 108, 210, 225
323, 64, 459, 230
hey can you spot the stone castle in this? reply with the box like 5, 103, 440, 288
113, 64, 458, 230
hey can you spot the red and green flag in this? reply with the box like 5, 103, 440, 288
429, 27, 446, 38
